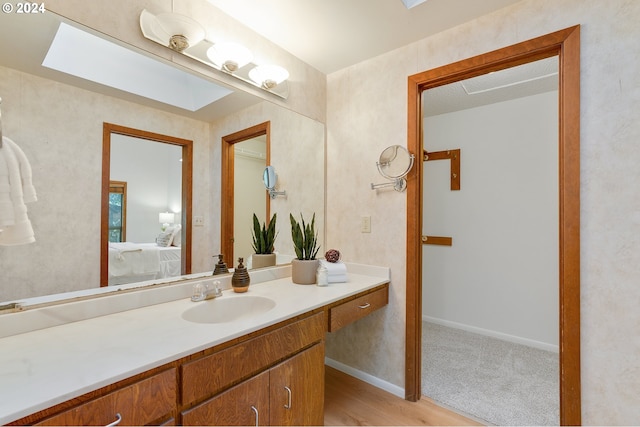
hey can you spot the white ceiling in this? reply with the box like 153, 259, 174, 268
206, 0, 523, 74
206, 0, 557, 116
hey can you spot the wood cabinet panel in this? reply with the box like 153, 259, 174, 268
181, 371, 270, 426
35, 368, 176, 426
328, 286, 388, 332
181, 312, 324, 405
269, 343, 325, 426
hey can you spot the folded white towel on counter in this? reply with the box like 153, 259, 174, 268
320, 259, 348, 275
328, 274, 348, 284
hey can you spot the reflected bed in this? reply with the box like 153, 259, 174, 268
108, 242, 181, 285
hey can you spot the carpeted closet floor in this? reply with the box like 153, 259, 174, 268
422, 322, 559, 426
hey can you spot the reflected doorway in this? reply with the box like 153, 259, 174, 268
101, 123, 193, 287
221, 122, 270, 265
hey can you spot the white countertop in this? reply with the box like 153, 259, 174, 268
0, 264, 389, 424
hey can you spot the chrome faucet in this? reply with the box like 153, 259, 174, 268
191, 281, 223, 302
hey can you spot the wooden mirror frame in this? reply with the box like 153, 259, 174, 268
220, 121, 271, 264
405, 26, 581, 425
100, 123, 193, 287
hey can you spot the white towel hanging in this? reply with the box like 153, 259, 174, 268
0, 96, 4, 148
0, 136, 36, 245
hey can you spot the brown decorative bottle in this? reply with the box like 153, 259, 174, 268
232, 257, 250, 293
212, 254, 229, 275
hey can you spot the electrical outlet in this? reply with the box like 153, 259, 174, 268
193, 216, 204, 226
361, 216, 371, 233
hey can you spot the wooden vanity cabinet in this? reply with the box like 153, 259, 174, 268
182, 344, 324, 426
33, 368, 176, 426
12, 283, 389, 427
180, 313, 325, 426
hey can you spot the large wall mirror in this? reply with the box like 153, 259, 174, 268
406, 27, 580, 425
0, 10, 325, 306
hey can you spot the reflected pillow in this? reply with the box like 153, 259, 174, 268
171, 224, 182, 247
157, 225, 178, 247
156, 231, 172, 247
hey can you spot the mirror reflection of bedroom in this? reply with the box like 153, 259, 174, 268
106, 133, 187, 286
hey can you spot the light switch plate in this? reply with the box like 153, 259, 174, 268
361, 216, 371, 233
193, 216, 204, 226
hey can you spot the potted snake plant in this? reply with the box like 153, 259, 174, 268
289, 212, 320, 284
251, 213, 278, 269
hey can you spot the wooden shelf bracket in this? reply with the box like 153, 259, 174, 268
421, 235, 452, 246
423, 148, 460, 190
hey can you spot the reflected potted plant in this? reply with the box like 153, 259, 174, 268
251, 213, 278, 269
289, 213, 320, 284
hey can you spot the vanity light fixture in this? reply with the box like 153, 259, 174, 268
140, 9, 290, 99
150, 12, 206, 52
206, 42, 253, 73
249, 64, 290, 90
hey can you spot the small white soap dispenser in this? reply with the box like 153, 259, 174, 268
316, 263, 328, 287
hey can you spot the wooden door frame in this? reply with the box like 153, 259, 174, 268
221, 121, 271, 264
405, 26, 581, 425
101, 123, 193, 286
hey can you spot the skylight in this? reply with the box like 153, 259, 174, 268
401, 0, 428, 9
42, 23, 232, 111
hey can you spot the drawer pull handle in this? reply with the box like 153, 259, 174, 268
358, 303, 371, 309
106, 413, 122, 427
251, 405, 259, 426
284, 386, 292, 409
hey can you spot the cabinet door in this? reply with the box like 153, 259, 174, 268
269, 343, 325, 426
181, 371, 269, 426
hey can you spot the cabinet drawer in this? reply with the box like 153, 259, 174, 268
36, 368, 176, 426
328, 285, 388, 332
181, 312, 324, 405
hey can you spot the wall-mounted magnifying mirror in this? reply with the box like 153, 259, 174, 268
263, 165, 286, 199
371, 145, 415, 192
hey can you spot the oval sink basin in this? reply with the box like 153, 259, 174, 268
181, 295, 276, 324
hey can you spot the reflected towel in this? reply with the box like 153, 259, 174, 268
3, 137, 37, 203
0, 219, 35, 246
0, 137, 36, 245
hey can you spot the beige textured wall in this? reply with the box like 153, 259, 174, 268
325, 0, 640, 423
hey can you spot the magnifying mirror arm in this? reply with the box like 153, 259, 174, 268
370, 178, 407, 192
268, 188, 287, 199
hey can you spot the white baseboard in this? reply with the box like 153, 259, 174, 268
423, 315, 559, 353
325, 357, 405, 399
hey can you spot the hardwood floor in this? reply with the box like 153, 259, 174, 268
324, 366, 483, 426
